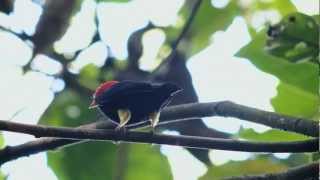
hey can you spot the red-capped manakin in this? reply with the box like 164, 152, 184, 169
90, 80, 182, 130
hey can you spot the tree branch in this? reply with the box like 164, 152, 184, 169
160, 101, 319, 137
0, 101, 318, 165
0, 119, 317, 154
134, 101, 317, 137
0, 120, 113, 165
225, 162, 319, 180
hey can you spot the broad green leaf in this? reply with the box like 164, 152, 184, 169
237, 30, 318, 94
48, 142, 117, 180
266, 13, 319, 63
237, 128, 310, 142
271, 82, 319, 118
123, 144, 173, 180
200, 158, 287, 180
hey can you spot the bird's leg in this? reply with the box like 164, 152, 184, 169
116, 109, 131, 131
149, 111, 160, 133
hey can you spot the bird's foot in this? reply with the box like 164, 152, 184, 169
149, 111, 160, 129
117, 109, 131, 128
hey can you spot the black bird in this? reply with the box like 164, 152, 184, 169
90, 80, 182, 129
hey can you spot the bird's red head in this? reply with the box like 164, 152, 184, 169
89, 80, 118, 108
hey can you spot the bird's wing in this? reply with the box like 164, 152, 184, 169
97, 81, 153, 104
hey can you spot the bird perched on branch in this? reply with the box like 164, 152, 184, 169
90, 80, 182, 130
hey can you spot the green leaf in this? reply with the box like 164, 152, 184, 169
123, 144, 173, 180
48, 142, 117, 180
271, 82, 320, 118
237, 30, 318, 94
266, 13, 319, 63
200, 158, 287, 180
40, 90, 94, 127
237, 128, 310, 142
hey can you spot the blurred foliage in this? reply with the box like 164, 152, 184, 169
48, 141, 117, 180
39, 90, 94, 127
164, 0, 240, 57
122, 144, 172, 180
266, 13, 319, 63
0, 133, 4, 149
0, 173, 5, 180
79, 64, 101, 90
237, 128, 310, 142
312, 152, 320, 161
200, 157, 287, 180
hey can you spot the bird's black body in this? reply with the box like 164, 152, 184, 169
94, 81, 181, 127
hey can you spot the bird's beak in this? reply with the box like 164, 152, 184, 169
89, 100, 98, 109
